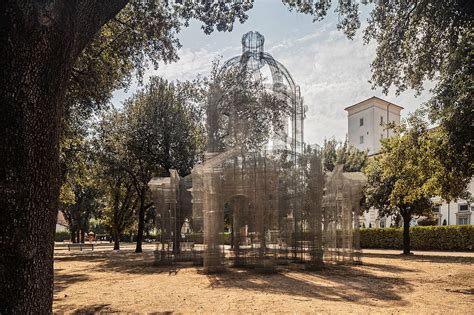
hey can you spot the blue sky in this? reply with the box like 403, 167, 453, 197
112, 0, 432, 145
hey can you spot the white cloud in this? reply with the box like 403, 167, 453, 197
112, 18, 433, 146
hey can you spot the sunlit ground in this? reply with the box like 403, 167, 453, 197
53, 243, 474, 314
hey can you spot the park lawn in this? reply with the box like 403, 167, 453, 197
53, 244, 474, 314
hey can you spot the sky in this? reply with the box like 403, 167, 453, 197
111, 0, 433, 146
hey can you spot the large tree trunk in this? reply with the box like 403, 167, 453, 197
135, 194, 146, 253
0, 1, 128, 313
402, 213, 412, 255
0, 9, 73, 315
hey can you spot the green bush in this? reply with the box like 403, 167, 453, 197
55, 230, 70, 242
360, 225, 474, 251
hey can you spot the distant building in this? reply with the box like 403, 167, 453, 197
431, 181, 473, 226
56, 211, 69, 232
345, 96, 472, 227
345, 96, 403, 155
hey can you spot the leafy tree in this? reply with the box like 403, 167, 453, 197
287, 0, 473, 206
58, 115, 105, 244
1, 2, 252, 311
322, 137, 368, 172
103, 174, 138, 250
93, 109, 139, 250
363, 1, 473, 189
92, 77, 204, 253
363, 116, 438, 254
303, 145, 325, 264
122, 77, 205, 253
61, 182, 102, 243
322, 138, 338, 172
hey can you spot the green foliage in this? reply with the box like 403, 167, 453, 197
360, 225, 474, 251
185, 232, 231, 245
54, 231, 70, 242
66, 0, 255, 117
287, 0, 473, 198
93, 77, 205, 248
124, 76, 206, 176
363, 116, 437, 218
362, 0, 473, 189
322, 137, 367, 172
416, 215, 439, 227
283, 0, 361, 39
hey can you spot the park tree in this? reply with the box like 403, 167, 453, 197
101, 173, 138, 251
59, 115, 105, 244
0, 2, 253, 311
322, 137, 368, 172
122, 77, 205, 253
93, 77, 205, 253
93, 109, 139, 251
61, 182, 102, 243
364, 1, 473, 189
287, 0, 473, 195
363, 116, 442, 254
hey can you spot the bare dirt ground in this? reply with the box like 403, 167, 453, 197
53, 243, 474, 314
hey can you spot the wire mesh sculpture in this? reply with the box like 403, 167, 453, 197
148, 31, 366, 272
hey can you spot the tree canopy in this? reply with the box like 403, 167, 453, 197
322, 137, 368, 172
362, 114, 469, 254
288, 0, 473, 185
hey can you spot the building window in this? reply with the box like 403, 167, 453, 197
458, 216, 469, 225
380, 116, 384, 125
380, 219, 386, 228
360, 135, 364, 144
432, 206, 440, 212
360, 118, 364, 126
459, 204, 469, 212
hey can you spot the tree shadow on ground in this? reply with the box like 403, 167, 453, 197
360, 261, 416, 273
53, 303, 116, 314
55, 250, 195, 276
206, 264, 412, 308
362, 252, 474, 265
54, 273, 90, 294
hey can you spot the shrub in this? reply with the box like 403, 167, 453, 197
55, 230, 70, 242
360, 225, 474, 251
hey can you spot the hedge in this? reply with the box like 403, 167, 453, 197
360, 225, 474, 251
55, 230, 70, 242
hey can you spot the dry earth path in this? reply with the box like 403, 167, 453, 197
53, 244, 474, 314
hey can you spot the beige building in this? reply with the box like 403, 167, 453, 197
345, 96, 472, 227
345, 96, 403, 155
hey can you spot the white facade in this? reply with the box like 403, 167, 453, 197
346, 96, 472, 227
431, 181, 474, 226
56, 223, 68, 232
345, 96, 403, 155
361, 185, 473, 228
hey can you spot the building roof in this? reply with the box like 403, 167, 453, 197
344, 96, 404, 111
